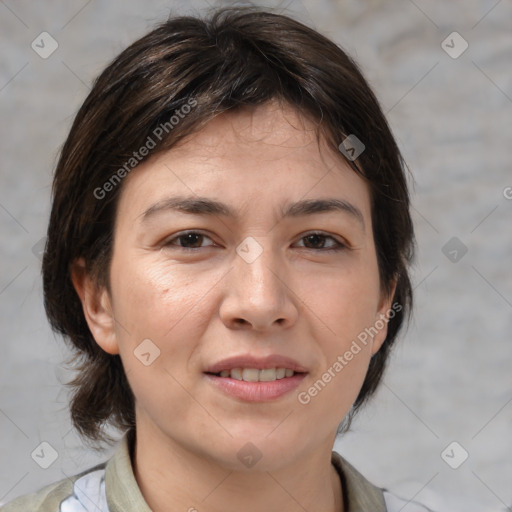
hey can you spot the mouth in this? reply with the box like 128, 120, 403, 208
206, 367, 301, 382
203, 355, 308, 402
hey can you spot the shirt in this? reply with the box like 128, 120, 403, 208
1, 433, 433, 512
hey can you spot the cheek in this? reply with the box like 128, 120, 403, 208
112, 258, 193, 366
109, 258, 213, 418
109, 256, 223, 378
113, 257, 211, 335
298, 258, 381, 408
307, 258, 382, 344
297, 291, 377, 423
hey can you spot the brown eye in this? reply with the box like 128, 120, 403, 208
166, 231, 214, 250
296, 233, 345, 251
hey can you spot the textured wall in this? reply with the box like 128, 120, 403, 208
0, 1, 511, 510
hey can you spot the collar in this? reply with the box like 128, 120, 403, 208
104, 431, 151, 512
331, 450, 387, 511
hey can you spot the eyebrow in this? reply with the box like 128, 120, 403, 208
141, 195, 365, 229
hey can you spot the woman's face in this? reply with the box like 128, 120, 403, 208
86, 102, 394, 470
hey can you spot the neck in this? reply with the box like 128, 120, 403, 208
131, 425, 343, 512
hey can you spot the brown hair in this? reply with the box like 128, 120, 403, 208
42, 6, 414, 445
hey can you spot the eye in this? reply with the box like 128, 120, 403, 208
294, 232, 346, 251
164, 230, 347, 252
164, 231, 215, 250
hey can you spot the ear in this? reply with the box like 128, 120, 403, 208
370, 276, 398, 356
70, 257, 119, 355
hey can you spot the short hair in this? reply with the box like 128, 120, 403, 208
42, 6, 414, 445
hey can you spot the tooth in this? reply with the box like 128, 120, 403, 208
259, 368, 277, 381
242, 368, 260, 382
222, 367, 295, 381
276, 368, 286, 379
231, 368, 243, 380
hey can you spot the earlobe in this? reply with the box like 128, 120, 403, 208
70, 258, 119, 355
371, 277, 398, 356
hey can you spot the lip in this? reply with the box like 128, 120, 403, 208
203, 354, 308, 402
204, 354, 308, 374
204, 373, 307, 402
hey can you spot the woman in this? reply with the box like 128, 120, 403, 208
2, 7, 430, 511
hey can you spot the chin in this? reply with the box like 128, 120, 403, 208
194, 432, 299, 472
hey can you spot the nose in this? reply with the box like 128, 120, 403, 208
219, 240, 299, 331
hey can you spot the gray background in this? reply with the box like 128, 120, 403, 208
1, 0, 511, 510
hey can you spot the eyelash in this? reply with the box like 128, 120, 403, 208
164, 231, 347, 252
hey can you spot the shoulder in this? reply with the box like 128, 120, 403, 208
0, 464, 107, 512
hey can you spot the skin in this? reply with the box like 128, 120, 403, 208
72, 101, 396, 512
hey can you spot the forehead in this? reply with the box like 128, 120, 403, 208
185, 102, 321, 155
116, 102, 372, 224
